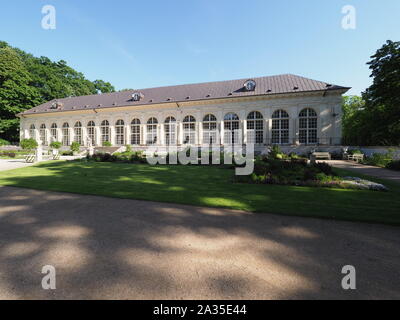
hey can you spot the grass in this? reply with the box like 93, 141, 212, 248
0, 161, 399, 225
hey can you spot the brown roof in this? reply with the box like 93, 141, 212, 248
21, 74, 350, 115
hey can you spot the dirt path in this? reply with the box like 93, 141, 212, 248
0, 186, 399, 300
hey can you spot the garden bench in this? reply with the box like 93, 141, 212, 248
311, 152, 331, 161
25, 155, 35, 163
347, 153, 364, 163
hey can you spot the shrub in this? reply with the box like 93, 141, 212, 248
0, 152, 16, 158
349, 149, 363, 155
50, 141, 62, 149
20, 138, 38, 151
61, 151, 74, 156
0, 138, 11, 146
102, 141, 112, 147
125, 145, 132, 153
70, 142, 81, 153
363, 152, 394, 167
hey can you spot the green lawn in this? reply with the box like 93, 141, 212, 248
0, 161, 399, 225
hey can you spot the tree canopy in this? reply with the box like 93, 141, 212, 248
0, 41, 115, 141
343, 40, 400, 146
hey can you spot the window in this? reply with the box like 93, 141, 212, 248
272, 110, 289, 144
183, 115, 196, 144
146, 117, 158, 145
131, 119, 141, 145
62, 123, 70, 146
115, 120, 125, 145
29, 124, 36, 140
224, 113, 240, 145
247, 111, 264, 144
299, 108, 318, 144
101, 120, 110, 145
164, 116, 176, 145
40, 124, 47, 145
74, 122, 83, 145
203, 114, 217, 144
87, 121, 96, 146
50, 123, 58, 143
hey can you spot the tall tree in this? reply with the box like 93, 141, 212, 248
362, 40, 400, 145
0, 41, 116, 141
0, 47, 41, 141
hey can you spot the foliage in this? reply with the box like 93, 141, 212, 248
70, 142, 81, 153
50, 141, 62, 149
363, 150, 394, 167
20, 138, 38, 151
102, 141, 112, 147
0, 138, 10, 146
236, 157, 361, 190
342, 41, 400, 146
87, 151, 147, 164
0, 47, 41, 141
0, 152, 16, 158
125, 144, 132, 153
0, 41, 115, 142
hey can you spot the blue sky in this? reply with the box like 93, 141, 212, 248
1, 0, 399, 95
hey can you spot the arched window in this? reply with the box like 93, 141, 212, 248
203, 114, 217, 144
224, 113, 240, 145
146, 118, 158, 145
50, 123, 58, 143
87, 121, 96, 146
115, 120, 125, 145
29, 124, 36, 140
247, 111, 264, 144
101, 120, 110, 145
183, 115, 196, 145
299, 108, 318, 144
164, 116, 176, 145
40, 124, 47, 145
62, 123, 70, 146
74, 122, 82, 145
131, 119, 141, 145
272, 110, 289, 145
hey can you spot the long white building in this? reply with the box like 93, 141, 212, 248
19, 74, 350, 153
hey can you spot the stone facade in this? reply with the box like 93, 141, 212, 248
20, 89, 345, 154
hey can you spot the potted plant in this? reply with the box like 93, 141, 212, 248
70, 142, 81, 155
20, 138, 38, 163
50, 141, 62, 154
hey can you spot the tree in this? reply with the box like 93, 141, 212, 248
93, 80, 115, 93
0, 41, 116, 141
342, 41, 400, 146
342, 96, 366, 145
362, 40, 400, 145
0, 47, 41, 141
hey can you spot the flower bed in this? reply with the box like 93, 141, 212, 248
235, 155, 388, 191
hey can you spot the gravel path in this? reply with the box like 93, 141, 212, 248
0, 186, 399, 300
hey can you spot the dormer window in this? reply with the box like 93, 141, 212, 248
132, 92, 143, 101
244, 79, 256, 91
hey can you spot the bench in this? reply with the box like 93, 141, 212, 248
311, 152, 331, 161
346, 153, 364, 163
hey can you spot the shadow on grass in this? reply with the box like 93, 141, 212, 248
0, 161, 400, 225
